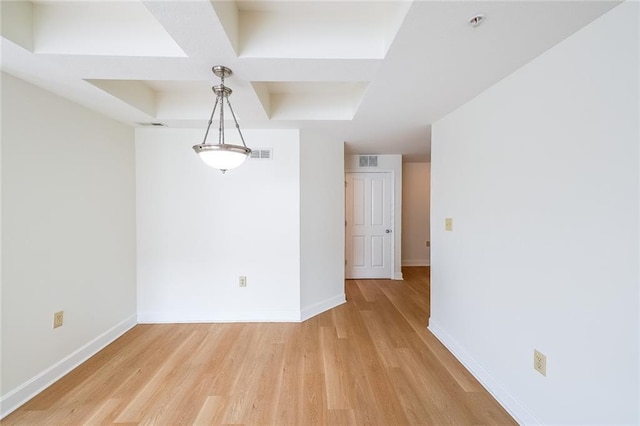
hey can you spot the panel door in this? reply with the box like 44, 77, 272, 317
346, 172, 392, 279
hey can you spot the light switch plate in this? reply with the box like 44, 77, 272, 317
445, 218, 453, 231
53, 311, 64, 329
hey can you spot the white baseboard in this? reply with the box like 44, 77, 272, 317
139, 295, 347, 324
428, 319, 540, 425
393, 271, 404, 280
137, 309, 302, 323
300, 294, 346, 322
402, 259, 430, 266
0, 314, 137, 419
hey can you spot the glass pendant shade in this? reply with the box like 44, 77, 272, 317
193, 143, 251, 173
193, 65, 251, 173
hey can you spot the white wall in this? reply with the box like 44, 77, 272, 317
402, 162, 430, 266
430, 3, 639, 425
299, 131, 346, 319
1, 73, 137, 417
136, 128, 301, 322
345, 154, 403, 279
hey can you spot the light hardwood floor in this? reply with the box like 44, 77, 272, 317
3, 267, 515, 425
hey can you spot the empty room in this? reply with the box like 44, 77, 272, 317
1, 1, 639, 424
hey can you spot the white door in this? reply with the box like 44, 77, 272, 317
346, 172, 392, 279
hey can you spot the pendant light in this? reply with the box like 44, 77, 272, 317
193, 66, 251, 173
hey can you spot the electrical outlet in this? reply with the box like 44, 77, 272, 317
239, 276, 247, 287
534, 349, 546, 376
53, 311, 64, 329
445, 218, 453, 231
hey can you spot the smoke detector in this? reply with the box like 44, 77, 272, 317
469, 14, 486, 28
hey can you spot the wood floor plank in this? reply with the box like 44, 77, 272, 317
320, 326, 350, 410
360, 310, 402, 368
80, 397, 123, 425
380, 277, 484, 392
192, 395, 226, 426
326, 408, 356, 425
274, 327, 304, 425
114, 326, 211, 423
3, 267, 516, 425
301, 373, 328, 425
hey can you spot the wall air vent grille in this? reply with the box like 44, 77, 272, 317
250, 148, 272, 160
136, 122, 166, 127
359, 155, 378, 167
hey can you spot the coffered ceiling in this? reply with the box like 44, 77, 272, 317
1, 0, 620, 161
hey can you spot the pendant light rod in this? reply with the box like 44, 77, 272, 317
225, 95, 248, 148
201, 97, 219, 145
218, 82, 225, 145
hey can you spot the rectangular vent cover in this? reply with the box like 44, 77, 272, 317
359, 155, 378, 167
136, 122, 166, 127
250, 148, 272, 160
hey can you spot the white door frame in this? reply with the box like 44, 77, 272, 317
345, 169, 396, 279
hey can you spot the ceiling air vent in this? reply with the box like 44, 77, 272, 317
136, 122, 166, 127
359, 155, 378, 167
250, 148, 272, 160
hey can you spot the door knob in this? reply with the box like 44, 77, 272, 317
385, 229, 391, 233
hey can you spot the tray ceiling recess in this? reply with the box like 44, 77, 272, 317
3, 1, 185, 57
209, 1, 410, 121
252, 81, 369, 121
213, 1, 412, 59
